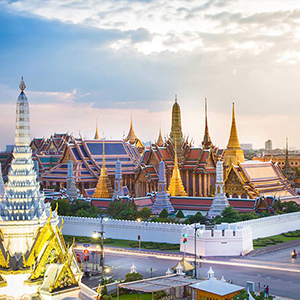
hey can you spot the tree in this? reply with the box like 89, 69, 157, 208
239, 212, 259, 221
124, 272, 143, 282
107, 199, 138, 220
137, 207, 151, 220
159, 209, 169, 218
214, 206, 240, 224
176, 210, 185, 218
51, 198, 71, 216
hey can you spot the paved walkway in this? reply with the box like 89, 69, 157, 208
247, 239, 300, 257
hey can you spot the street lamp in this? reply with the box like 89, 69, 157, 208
137, 218, 142, 251
93, 216, 109, 284
194, 223, 203, 279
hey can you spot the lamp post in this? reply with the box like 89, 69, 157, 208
93, 216, 108, 285
137, 218, 142, 251
194, 223, 203, 279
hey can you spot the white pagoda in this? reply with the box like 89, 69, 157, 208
0, 78, 82, 300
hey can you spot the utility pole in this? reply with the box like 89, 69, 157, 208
100, 217, 104, 285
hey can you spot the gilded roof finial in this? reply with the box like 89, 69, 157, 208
19, 76, 26, 92
227, 102, 241, 150
202, 98, 212, 149
175, 95, 177, 103
94, 119, 100, 140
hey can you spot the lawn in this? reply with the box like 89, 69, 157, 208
253, 230, 300, 249
111, 293, 152, 300
63, 235, 180, 252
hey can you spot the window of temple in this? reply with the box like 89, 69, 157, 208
232, 193, 239, 198
241, 193, 247, 199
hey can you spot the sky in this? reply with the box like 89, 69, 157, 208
0, 0, 300, 150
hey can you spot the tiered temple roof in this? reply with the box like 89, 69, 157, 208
40, 139, 141, 188
224, 161, 299, 200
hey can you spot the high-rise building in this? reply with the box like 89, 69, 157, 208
265, 139, 272, 152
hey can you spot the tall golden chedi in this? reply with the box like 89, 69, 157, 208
92, 140, 114, 198
224, 103, 244, 173
0, 78, 82, 300
170, 96, 184, 157
167, 144, 187, 197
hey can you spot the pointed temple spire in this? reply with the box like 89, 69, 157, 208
125, 110, 138, 144
94, 120, 100, 140
170, 95, 183, 152
282, 137, 295, 184
227, 102, 241, 150
224, 102, 244, 172
156, 123, 164, 147
0, 78, 55, 249
92, 140, 114, 198
113, 159, 124, 198
167, 142, 187, 197
0, 163, 4, 198
202, 98, 213, 150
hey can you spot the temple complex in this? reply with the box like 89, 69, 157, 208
40, 139, 140, 195
92, 141, 114, 198
223, 103, 245, 174
0, 78, 82, 299
134, 98, 220, 197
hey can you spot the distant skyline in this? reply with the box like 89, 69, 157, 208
1, 0, 300, 150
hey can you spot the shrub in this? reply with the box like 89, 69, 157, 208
176, 210, 185, 218
159, 209, 169, 219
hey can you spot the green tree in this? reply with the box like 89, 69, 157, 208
51, 199, 71, 216
137, 207, 151, 220
102, 283, 108, 295
159, 209, 169, 218
239, 212, 259, 221
176, 210, 185, 218
214, 206, 240, 224
124, 272, 143, 282
107, 199, 138, 220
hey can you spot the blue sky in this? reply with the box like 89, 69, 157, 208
1, 0, 300, 150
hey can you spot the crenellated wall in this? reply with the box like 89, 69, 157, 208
61, 216, 184, 244
180, 223, 253, 257
233, 211, 300, 239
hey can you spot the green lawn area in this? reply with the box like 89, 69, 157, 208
253, 230, 300, 249
111, 293, 152, 300
63, 235, 180, 252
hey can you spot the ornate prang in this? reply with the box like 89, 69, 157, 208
19, 76, 26, 92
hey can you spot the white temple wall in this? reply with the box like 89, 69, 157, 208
180, 224, 253, 257
233, 211, 300, 239
62, 211, 300, 250
61, 216, 184, 244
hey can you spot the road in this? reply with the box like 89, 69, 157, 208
79, 246, 300, 299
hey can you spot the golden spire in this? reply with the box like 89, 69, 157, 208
202, 98, 212, 149
125, 110, 138, 144
224, 102, 244, 171
92, 139, 114, 198
167, 142, 187, 197
156, 123, 164, 147
227, 102, 241, 149
170, 95, 183, 156
19, 76, 26, 92
94, 120, 100, 140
